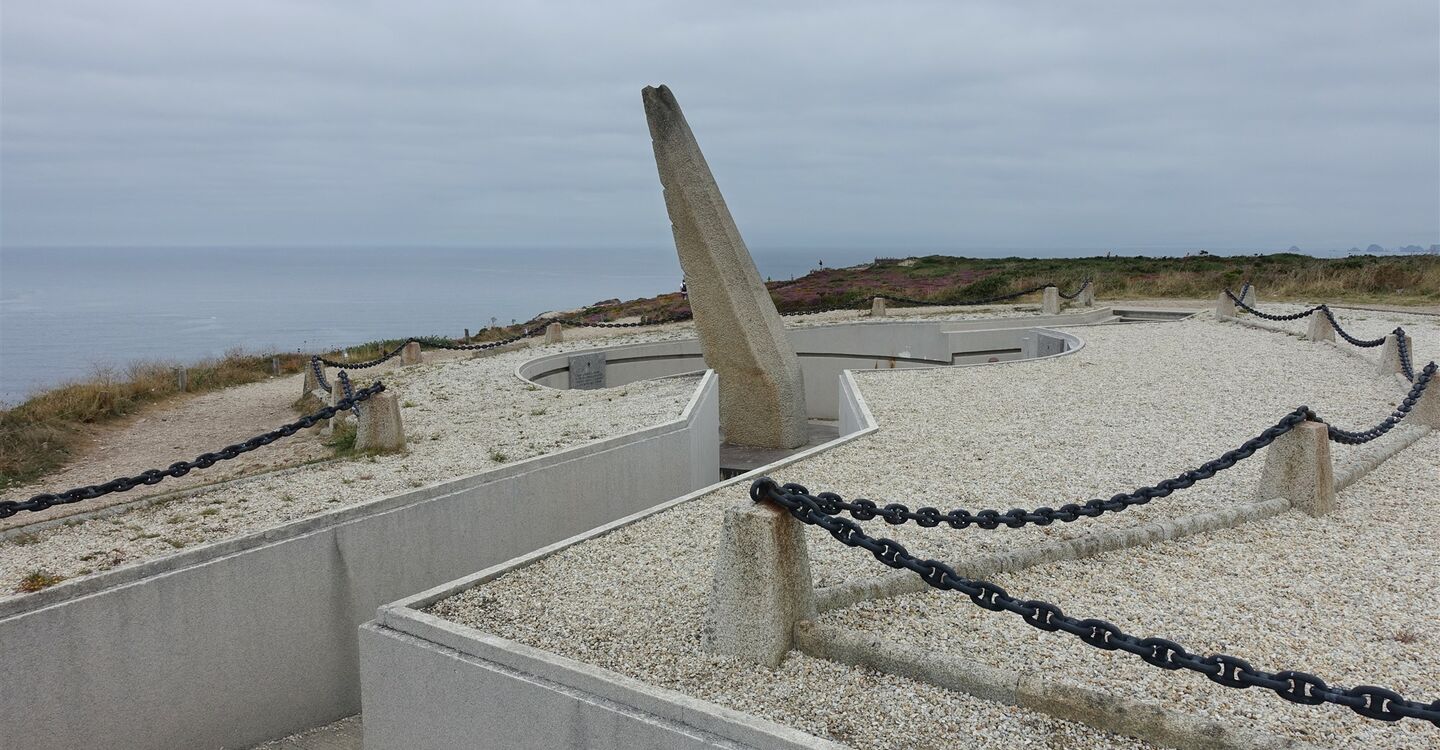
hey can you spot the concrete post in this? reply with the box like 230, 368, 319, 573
544, 322, 564, 344
702, 501, 815, 668
871, 297, 887, 317
1042, 286, 1061, 315
1255, 421, 1334, 516
1216, 291, 1236, 319
1079, 283, 1095, 307
1377, 333, 1412, 378
643, 84, 808, 449
1414, 375, 1440, 428
355, 392, 405, 453
1241, 285, 1257, 308
270, 356, 281, 376
328, 380, 349, 432
400, 341, 422, 366
1306, 311, 1336, 343
175, 367, 188, 393
302, 362, 320, 396
463, 328, 470, 341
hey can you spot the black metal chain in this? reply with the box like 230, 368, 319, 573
765, 407, 1315, 531
1319, 306, 1388, 348
0, 383, 387, 519
317, 328, 543, 368
1394, 330, 1416, 383
1223, 289, 1322, 321
1326, 362, 1434, 444
751, 478, 1440, 727
336, 370, 360, 417
1058, 278, 1092, 300
309, 356, 332, 393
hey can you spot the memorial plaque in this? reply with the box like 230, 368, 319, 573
568, 352, 606, 390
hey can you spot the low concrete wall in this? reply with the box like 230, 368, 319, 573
518, 314, 1101, 418
0, 373, 719, 750
360, 371, 886, 750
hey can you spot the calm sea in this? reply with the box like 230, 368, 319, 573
0, 245, 882, 405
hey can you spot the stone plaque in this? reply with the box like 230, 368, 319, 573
568, 352, 606, 390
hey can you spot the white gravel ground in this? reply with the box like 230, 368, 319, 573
1234, 302, 1439, 372
0, 330, 701, 598
819, 430, 1440, 749
432, 315, 1432, 748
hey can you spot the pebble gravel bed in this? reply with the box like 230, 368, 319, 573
818, 431, 1440, 749
0, 330, 701, 598
432, 316, 1424, 747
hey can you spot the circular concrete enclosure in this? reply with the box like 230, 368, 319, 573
517, 318, 1085, 420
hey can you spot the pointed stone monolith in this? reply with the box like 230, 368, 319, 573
643, 85, 807, 448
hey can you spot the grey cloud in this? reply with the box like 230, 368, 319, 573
2, 0, 1436, 251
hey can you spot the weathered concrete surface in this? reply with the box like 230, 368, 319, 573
1377, 332, 1412, 377
356, 391, 405, 453
1215, 291, 1236, 319
1042, 286, 1061, 315
400, 341, 422, 366
304, 363, 320, 396
643, 84, 808, 449
1306, 311, 1336, 342
871, 297, 887, 317
702, 501, 815, 667
1079, 282, 1095, 307
1255, 421, 1334, 516
1240, 285, 1257, 307
544, 322, 563, 344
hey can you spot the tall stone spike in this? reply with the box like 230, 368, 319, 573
643, 85, 807, 448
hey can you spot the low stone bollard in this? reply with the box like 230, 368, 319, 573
302, 362, 320, 397
544, 322, 564, 344
175, 367, 188, 393
1256, 421, 1334, 516
1216, 291, 1236, 319
1079, 283, 1095, 307
464, 328, 470, 341
270, 356, 281, 376
400, 341, 423, 366
1240, 285, 1257, 308
1306, 311, 1336, 343
1415, 376, 1440, 428
702, 501, 815, 668
871, 297, 887, 317
355, 391, 405, 453
1377, 332, 1412, 378
1042, 286, 1061, 315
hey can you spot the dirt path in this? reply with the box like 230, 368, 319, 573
2, 372, 332, 532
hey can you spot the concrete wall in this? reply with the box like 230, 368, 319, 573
0, 374, 719, 750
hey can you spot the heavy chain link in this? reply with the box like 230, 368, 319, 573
1223, 291, 1396, 351
0, 383, 387, 519
751, 478, 1440, 727
1327, 362, 1434, 444
1319, 307, 1388, 348
1395, 330, 1416, 383
1223, 289, 1322, 321
762, 408, 1314, 531
309, 356, 332, 393
336, 370, 360, 417
1058, 278, 1092, 300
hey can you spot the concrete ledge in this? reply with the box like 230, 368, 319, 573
0, 374, 720, 750
794, 620, 1317, 750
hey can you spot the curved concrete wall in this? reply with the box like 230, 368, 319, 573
518, 314, 1099, 419
0, 374, 719, 750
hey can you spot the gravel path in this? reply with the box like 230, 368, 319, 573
431, 315, 1428, 748
0, 330, 700, 598
0, 374, 332, 532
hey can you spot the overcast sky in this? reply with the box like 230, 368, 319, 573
2, 1, 1436, 252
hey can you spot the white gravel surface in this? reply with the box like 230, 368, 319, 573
819, 430, 1440, 749
1234, 303, 1439, 372
0, 331, 700, 598
431, 315, 1430, 748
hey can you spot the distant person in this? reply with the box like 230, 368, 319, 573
680, 279, 688, 299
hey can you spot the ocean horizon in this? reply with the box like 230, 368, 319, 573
0, 243, 1360, 404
